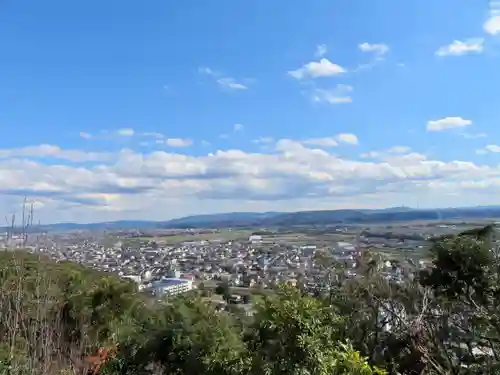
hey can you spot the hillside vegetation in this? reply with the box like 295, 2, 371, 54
1, 227, 500, 374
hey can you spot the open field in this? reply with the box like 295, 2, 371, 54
129, 229, 255, 244
249, 230, 360, 246
370, 246, 430, 261
113, 220, 493, 264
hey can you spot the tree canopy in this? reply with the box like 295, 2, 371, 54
2, 226, 500, 375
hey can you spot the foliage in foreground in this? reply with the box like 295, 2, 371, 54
2, 225, 500, 374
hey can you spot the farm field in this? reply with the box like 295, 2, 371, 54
370, 246, 430, 261
130, 229, 255, 244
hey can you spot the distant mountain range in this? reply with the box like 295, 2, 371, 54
4, 206, 500, 232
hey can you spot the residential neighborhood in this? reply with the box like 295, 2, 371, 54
0, 224, 442, 299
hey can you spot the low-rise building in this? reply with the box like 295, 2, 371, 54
152, 278, 194, 297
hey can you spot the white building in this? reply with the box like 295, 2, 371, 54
337, 241, 356, 251
123, 275, 141, 283
249, 235, 262, 244
142, 270, 153, 281
153, 278, 194, 297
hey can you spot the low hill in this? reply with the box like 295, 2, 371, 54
0, 250, 386, 375
164, 211, 282, 228
6, 206, 500, 231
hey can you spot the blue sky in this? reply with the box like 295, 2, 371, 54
1, 0, 500, 223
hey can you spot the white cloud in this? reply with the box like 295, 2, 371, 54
116, 128, 135, 137
359, 42, 389, 56
354, 43, 389, 72
165, 138, 192, 148
143, 132, 164, 139
478, 144, 500, 153
315, 44, 327, 58
387, 146, 412, 154
361, 146, 411, 159
0, 144, 112, 162
253, 137, 274, 144
476, 144, 500, 155
233, 123, 244, 131
5, 139, 500, 222
217, 77, 248, 90
360, 151, 380, 159
300, 133, 358, 148
311, 84, 353, 104
426, 117, 472, 132
288, 58, 346, 80
302, 138, 338, 147
484, 15, 500, 35
335, 133, 359, 145
198, 67, 215, 75
486, 145, 500, 152
79, 132, 92, 139
435, 39, 484, 56
460, 132, 488, 139
199, 66, 248, 90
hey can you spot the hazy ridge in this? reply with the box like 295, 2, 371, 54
9, 206, 500, 231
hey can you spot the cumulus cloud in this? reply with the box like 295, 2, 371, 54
302, 138, 339, 147
143, 132, 164, 139
387, 146, 412, 154
198, 67, 215, 75
298, 133, 358, 148
311, 85, 353, 104
253, 137, 274, 144
199, 66, 249, 90
3, 138, 500, 222
288, 58, 346, 80
426, 117, 472, 132
78, 129, 138, 140
359, 42, 389, 56
116, 128, 135, 136
165, 138, 193, 148
477, 145, 500, 154
361, 146, 412, 159
484, 15, 500, 35
0, 144, 112, 162
460, 132, 488, 139
486, 144, 500, 152
354, 43, 390, 72
483, 2, 500, 35
217, 77, 247, 90
79, 132, 92, 139
233, 123, 244, 131
435, 39, 484, 56
335, 133, 359, 145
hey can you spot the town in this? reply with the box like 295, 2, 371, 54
0, 220, 489, 303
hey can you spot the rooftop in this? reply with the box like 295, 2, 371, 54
153, 278, 189, 287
